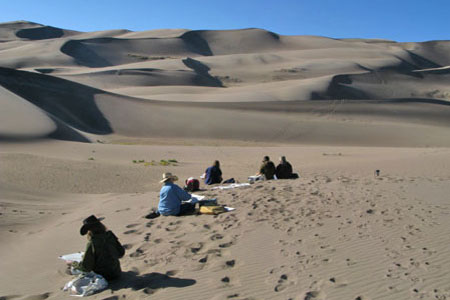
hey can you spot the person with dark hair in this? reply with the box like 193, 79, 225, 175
204, 160, 223, 185
275, 156, 294, 179
258, 156, 276, 180
71, 215, 125, 280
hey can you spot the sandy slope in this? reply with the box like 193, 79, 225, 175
1, 21, 450, 300
1, 21, 450, 145
1, 142, 450, 300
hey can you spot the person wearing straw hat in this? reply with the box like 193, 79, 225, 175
157, 172, 197, 216
71, 215, 125, 280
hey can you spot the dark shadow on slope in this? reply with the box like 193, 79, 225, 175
179, 31, 214, 56
182, 57, 223, 87
16, 26, 66, 40
61, 39, 112, 68
0, 67, 112, 135
109, 271, 196, 292
406, 50, 441, 69
314, 74, 371, 100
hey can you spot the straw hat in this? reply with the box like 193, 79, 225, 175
160, 172, 178, 183
80, 215, 104, 235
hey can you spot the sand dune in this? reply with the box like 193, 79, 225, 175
1, 21, 450, 300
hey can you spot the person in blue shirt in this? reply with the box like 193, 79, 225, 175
204, 160, 223, 185
157, 172, 196, 216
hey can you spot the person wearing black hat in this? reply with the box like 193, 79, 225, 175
258, 156, 276, 180
71, 215, 125, 280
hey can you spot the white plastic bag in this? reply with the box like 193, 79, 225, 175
63, 271, 108, 297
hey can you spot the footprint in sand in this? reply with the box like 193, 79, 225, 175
219, 242, 233, 248
303, 290, 326, 300
130, 248, 144, 258
225, 260, 235, 267
126, 223, 140, 228
274, 274, 288, 292
210, 233, 223, 241
123, 243, 134, 250
190, 242, 204, 254
123, 229, 138, 235
165, 270, 178, 276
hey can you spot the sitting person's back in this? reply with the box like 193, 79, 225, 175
259, 156, 276, 180
158, 172, 195, 216
205, 160, 223, 185
74, 215, 125, 280
276, 156, 293, 179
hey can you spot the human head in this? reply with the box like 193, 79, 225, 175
80, 215, 106, 236
280, 156, 287, 163
160, 172, 178, 184
263, 156, 270, 162
213, 160, 220, 168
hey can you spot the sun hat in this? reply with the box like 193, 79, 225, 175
80, 215, 104, 235
160, 172, 178, 183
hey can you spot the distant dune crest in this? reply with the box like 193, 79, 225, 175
1, 21, 449, 145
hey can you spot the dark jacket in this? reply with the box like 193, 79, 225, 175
205, 166, 222, 185
276, 162, 293, 179
260, 161, 276, 180
75, 231, 125, 280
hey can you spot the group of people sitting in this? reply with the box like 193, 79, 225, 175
69, 155, 297, 282
258, 155, 298, 180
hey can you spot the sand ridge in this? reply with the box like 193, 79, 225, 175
1, 21, 450, 145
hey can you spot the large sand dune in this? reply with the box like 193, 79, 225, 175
1, 21, 450, 145
1, 21, 450, 300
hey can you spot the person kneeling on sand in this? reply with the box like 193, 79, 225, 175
154, 172, 197, 217
71, 215, 125, 280
204, 160, 223, 185
258, 156, 276, 180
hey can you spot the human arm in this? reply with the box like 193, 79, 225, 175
72, 241, 95, 272
175, 184, 192, 201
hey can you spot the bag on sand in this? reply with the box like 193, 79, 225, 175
63, 271, 108, 297
199, 205, 227, 215
185, 177, 200, 192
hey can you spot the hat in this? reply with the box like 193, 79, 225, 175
263, 156, 270, 162
160, 172, 178, 183
80, 215, 104, 236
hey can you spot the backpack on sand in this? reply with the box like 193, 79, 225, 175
185, 177, 200, 192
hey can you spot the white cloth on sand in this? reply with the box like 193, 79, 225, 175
59, 252, 84, 263
211, 183, 251, 190
63, 272, 108, 297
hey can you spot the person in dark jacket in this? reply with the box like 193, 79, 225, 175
72, 215, 125, 280
275, 156, 293, 179
204, 160, 223, 185
258, 156, 276, 180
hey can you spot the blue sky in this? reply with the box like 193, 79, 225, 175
1, 0, 449, 42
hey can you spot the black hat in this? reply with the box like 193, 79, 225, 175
263, 156, 270, 162
80, 215, 104, 235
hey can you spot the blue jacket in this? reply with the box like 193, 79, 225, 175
158, 183, 191, 216
205, 166, 222, 185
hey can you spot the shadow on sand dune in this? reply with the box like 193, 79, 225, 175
109, 271, 196, 293
0, 67, 112, 136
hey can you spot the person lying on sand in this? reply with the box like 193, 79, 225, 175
151, 172, 198, 217
70, 215, 125, 280
258, 156, 276, 180
204, 160, 223, 185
